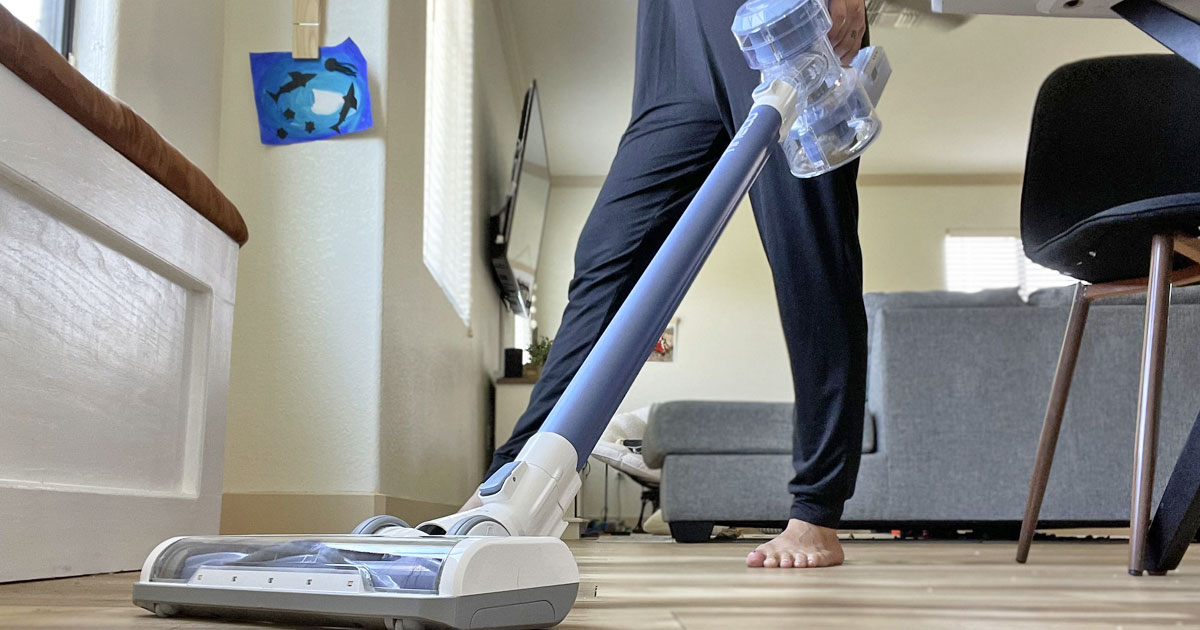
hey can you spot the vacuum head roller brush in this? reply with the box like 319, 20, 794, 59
731, 0, 886, 177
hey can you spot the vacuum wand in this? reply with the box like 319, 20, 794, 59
418, 91, 798, 539
542, 102, 791, 466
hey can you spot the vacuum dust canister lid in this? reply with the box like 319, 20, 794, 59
731, 0, 833, 70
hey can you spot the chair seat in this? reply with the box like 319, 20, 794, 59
1025, 192, 1200, 284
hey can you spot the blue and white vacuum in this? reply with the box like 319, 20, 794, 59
133, 2, 888, 628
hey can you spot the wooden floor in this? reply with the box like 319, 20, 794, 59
3, 538, 1200, 629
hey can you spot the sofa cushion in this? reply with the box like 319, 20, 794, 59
863, 288, 1024, 413
642, 401, 876, 469
1026, 285, 1078, 306
1028, 283, 1200, 307
864, 288, 1024, 321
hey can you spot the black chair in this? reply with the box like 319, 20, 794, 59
1015, 55, 1200, 575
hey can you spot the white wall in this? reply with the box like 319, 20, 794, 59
859, 184, 1023, 292
376, 0, 513, 505
100, 0, 227, 179
215, 0, 514, 513
536, 181, 1022, 519
68, 0, 633, 521
537, 182, 1022, 412
219, 0, 388, 496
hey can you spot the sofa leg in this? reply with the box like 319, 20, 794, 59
669, 521, 715, 543
1129, 234, 1174, 575
1017, 282, 1090, 564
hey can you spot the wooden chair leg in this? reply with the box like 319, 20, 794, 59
1129, 234, 1174, 575
1017, 283, 1091, 563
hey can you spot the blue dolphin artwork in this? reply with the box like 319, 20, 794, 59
250, 38, 373, 145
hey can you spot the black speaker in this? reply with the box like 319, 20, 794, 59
503, 348, 525, 378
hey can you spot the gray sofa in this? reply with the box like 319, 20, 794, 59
643, 286, 1200, 541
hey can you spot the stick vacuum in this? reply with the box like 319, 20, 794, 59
133, 1, 887, 628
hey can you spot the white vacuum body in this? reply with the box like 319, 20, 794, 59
133, 432, 584, 629
133, 535, 577, 630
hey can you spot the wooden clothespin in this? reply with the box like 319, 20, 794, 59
292, 0, 322, 60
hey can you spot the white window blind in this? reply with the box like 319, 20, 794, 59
423, 0, 474, 326
514, 313, 533, 364
944, 234, 1074, 298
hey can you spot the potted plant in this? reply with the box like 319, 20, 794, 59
525, 336, 553, 380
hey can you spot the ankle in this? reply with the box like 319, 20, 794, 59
785, 518, 837, 535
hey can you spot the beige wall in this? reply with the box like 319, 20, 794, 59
376, 0, 513, 505
536, 180, 1022, 518
537, 180, 1023, 410
218, 0, 388, 499
98, 0, 1029, 525
211, 0, 515, 528
859, 183, 1023, 292
97, 0, 519, 529
110, 0, 227, 179
74, 0, 226, 178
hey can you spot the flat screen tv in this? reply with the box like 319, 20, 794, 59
490, 81, 550, 316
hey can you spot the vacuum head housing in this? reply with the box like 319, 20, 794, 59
133, 535, 578, 630
731, 0, 888, 177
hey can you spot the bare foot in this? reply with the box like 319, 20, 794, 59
746, 519, 844, 569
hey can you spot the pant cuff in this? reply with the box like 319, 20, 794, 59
789, 499, 843, 529
484, 453, 515, 480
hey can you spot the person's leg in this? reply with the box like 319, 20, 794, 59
744, 160, 866, 569
689, 0, 868, 568
477, 1, 729, 494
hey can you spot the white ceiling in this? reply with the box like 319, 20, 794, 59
497, 1, 1166, 177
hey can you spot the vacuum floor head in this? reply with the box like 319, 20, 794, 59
133, 534, 578, 630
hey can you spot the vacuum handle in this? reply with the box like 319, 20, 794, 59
539, 104, 786, 469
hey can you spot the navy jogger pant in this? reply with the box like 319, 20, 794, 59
488, 0, 868, 529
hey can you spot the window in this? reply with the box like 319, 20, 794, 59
423, 0, 475, 326
513, 313, 533, 364
944, 233, 1074, 298
7, 0, 74, 56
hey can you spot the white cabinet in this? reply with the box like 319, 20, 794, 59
0, 66, 238, 581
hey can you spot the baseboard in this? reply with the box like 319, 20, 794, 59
220, 493, 459, 535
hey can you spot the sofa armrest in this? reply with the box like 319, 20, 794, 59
643, 401, 794, 469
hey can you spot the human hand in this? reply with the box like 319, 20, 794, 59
827, 0, 867, 65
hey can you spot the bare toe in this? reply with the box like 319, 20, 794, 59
744, 519, 844, 570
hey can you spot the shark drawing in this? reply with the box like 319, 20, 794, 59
330, 84, 358, 133
267, 72, 318, 102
